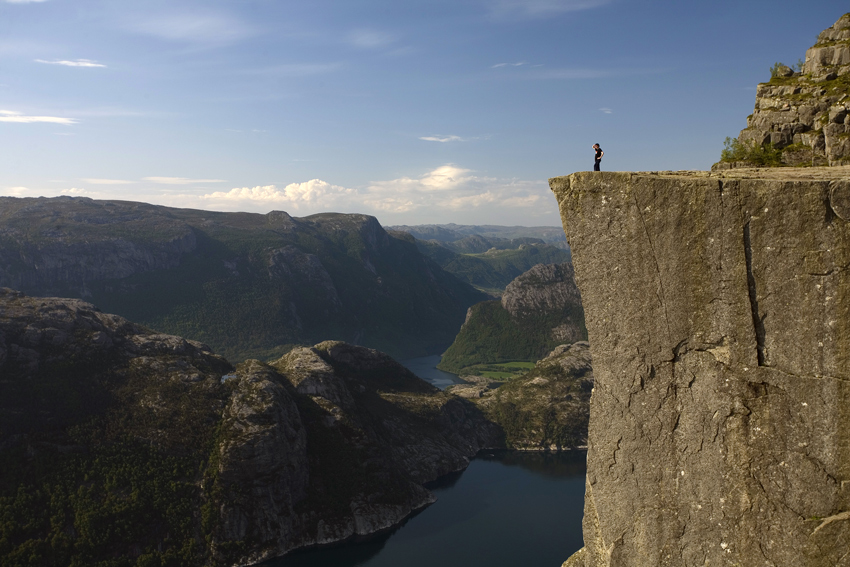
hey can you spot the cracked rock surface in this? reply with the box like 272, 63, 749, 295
551, 170, 850, 567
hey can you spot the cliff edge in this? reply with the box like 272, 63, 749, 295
550, 168, 850, 566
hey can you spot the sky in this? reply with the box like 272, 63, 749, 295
0, 0, 847, 226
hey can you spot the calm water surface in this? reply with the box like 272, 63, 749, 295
265, 356, 586, 567
267, 451, 586, 567
400, 355, 463, 389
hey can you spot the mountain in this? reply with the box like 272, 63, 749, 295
716, 13, 850, 168
0, 197, 487, 362
387, 223, 569, 246
551, 166, 850, 566
410, 237, 572, 295
0, 288, 501, 566
438, 262, 587, 373
448, 341, 593, 450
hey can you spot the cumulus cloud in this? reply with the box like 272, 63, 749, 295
0, 109, 76, 124
143, 177, 226, 185
202, 180, 356, 211
36, 58, 105, 67
419, 135, 466, 143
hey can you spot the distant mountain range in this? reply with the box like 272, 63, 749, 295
389, 224, 570, 295
0, 197, 487, 362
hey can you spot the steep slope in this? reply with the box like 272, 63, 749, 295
439, 262, 586, 373
0, 289, 501, 566
449, 341, 593, 450
0, 197, 487, 361
719, 14, 850, 167
551, 169, 850, 567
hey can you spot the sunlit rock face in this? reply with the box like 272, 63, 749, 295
551, 169, 850, 567
729, 14, 850, 167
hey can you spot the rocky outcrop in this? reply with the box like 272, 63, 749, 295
0, 289, 501, 566
0, 197, 487, 361
550, 169, 850, 566
450, 341, 593, 450
439, 262, 586, 373
726, 14, 850, 166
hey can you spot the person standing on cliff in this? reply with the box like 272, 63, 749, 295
592, 143, 603, 171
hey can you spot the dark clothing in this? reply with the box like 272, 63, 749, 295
594, 147, 602, 171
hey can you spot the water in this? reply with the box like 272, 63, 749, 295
401, 355, 464, 389
265, 357, 587, 567
267, 450, 586, 567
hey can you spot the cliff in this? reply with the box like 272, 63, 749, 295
0, 289, 500, 566
550, 168, 850, 566
721, 14, 850, 167
439, 262, 587, 373
0, 197, 486, 361
448, 341, 593, 450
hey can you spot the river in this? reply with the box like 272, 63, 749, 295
263, 356, 587, 567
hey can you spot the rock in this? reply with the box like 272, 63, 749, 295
724, 14, 850, 167
0, 289, 503, 566
551, 169, 850, 567
439, 262, 587, 373
476, 341, 593, 450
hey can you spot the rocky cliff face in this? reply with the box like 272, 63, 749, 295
0, 289, 500, 566
727, 14, 850, 167
0, 197, 486, 361
551, 169, 850, 566
449, 341, 593, 450
439, 262, 587, 373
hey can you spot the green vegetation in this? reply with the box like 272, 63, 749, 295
438, 300, 586, 374
457, 361, 535, 379
483, 344, 592, 450
720, 137, 784, 166
0, 199, 486, 362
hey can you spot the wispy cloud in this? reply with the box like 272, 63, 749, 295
488, 0, 613, 18
347, 29, 397, 49
0, 109, 76, 124
419, 135, 467, 143
81, 178, 134, 185
144, 177, 226, 185
244, 62, 341, 77
131, 12, 255, 46
492, 61, 528, 68
599, 107, 613, 114
5, 0, 48, 3
36, 58, 106, 68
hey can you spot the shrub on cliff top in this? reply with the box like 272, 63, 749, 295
720, 137, 784, 167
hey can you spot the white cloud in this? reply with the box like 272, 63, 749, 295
131, 12, 255, 45
0, 109, 76, 124
202, 180, 356, 211
5, 0, 48, 3
488, 0, 613, 18
81, 178, 134, 185
599, 107, 613, 114
348, 29, 397, 49
492, 62, 528, 68
1, 186, 34, 196
143, 177, 226, 185
36, 58, 105, 68
419, 135, 466, 143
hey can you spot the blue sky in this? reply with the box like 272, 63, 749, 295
0, 0, 846, 226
